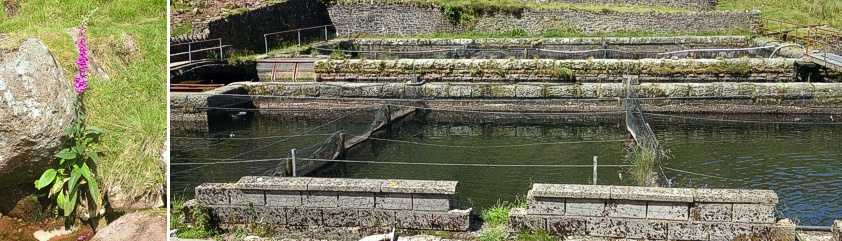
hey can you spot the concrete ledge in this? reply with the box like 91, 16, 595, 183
236, 176, 312, 191
532, 183, 611, 199
693, 188, 778, 204
610, 186, 693, 202
380, 179, 458, 195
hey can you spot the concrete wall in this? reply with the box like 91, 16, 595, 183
314, 58, 796, 83
328, 3, 760, 37
183, 177, 471, 232
509, 184, 795, 240
541, 0, 716, 11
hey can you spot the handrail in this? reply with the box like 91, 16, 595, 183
263, 25, 335, 55
255, 58, 320, 82
170, 38, 226, 62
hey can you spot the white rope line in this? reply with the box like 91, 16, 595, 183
297, 158, 634, 167
171, 133, 335, 140
656, 46, 776, 55
662, 167, 742, 182
387, 103, 625, 116
363, 136, 633, 148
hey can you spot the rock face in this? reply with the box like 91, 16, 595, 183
0, 35, 76, 188
90, 212, 167, 241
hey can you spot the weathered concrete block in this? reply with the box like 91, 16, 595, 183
430, 208, 471, 231
404, 85, 425, 98
490, 85, 516, 98
587, 217, 627, 237
647, 202, 689, 221
545, 84, 575, 97
448, 84, 473, 97
668, 222, 707, 240
425, 84, 448, 98
265, 190, 302, 207
834, 220, 842, 241
626, 219, 668, 240
252, 206, 286, 225
566, 199, 605, 217
381, 83, 405, 98
547, 216, 587, 237
413, 194, 451, 211
610, 186, 694, 202
380, 179, 457, 194
195, 183, 232, 205
376, 193, 412, 210
532, 184, 610, 199
231, 189, 265, 206
322, 208, 359, 227
358, 209, 395, 228
321, 84, 341, 97
286, 208, 322, 226
236, 176, 312, 191
691, 203, 732, 222
515, 84, 543, 98
606, 200, 646, 219
706, 222, 753, 241
770, 219, 796, 241
303, 191, 338, 208
509, 208, 546, 232
209, 206, 251, 224
396, 211, 432, 230
306, 178, 383, 192
339, 192, 375, 209
300, 83, 321, 96
527, 195, 565, 215
733, 204, 776, 223
693, 188, 778, 204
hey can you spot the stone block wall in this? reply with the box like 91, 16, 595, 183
328, 3, 759, 37
509, 184, 795, 240
314, 58, 796, 83
541, 0, 716, 11
183, 176, 471, 231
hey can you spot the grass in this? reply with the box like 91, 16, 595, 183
627, 146, 658, 186
170, 197, 218, 239
718, 0, 842, 28
516, 229, 557, 241
1, 0, 166, 202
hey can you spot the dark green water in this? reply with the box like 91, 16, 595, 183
171, 110, 841, 226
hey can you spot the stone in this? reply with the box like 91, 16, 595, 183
396, 211, 432, 230
209, 205, 251, 224
587, 217, 627, 237
89, 212, 167, 241
733, 204, 776, 223
252, 206, 286, 225
605, 200, 646, 219
509, 208, 546, 232
302, 191, 338, 208
706, 222, 753, 240
693, 188, 778, 204
834, 220, 842, 241
547, 216, 587, 237
412, 194, 451, 211
566, 199, 605, 217
307, 178, 383, 192
322, 208, 359, 227
195, 183, 232, 205
265, 190, 302, 207
358, 209, 395, 228
667, 222, 707, 240
231, 189, 265, 206
691, 203, 732, 222
610, 186, 694, 202
236, 176, 312, 191
647, 202, 689, 221
626, 219, 668, 239
430, 208, 471, 231
0, 36, 76, 188
770, 219, 796, 241
531, 184, 611, 199
526, 193, 565, 215
379, 179, 457, 194
286, 208, 322, 226
376, 193, 412, 210
339, 192, 375, 209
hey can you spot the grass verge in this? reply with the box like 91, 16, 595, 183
1, 0, 166, 202
170, 197, 219, 239
626, 146, 658, 186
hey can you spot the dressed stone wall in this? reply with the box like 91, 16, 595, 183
328, 3, 760, 37
509, 184, 795, 240
540, 0, 716, 11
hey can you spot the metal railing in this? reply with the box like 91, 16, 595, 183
170, 38, 227, 62
255, 59, 319, 82
759, 18, 840, 54
263, 25, 335, 55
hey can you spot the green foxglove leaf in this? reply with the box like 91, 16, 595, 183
34, 169, 57, 190
89, 151, 101, 165
55, 148, 76, 160
79, 163, 101, 207
57, 191, 66, 209
50, 177, 67, 197
65, 186, 78, 216
67, 168, 81, 202
86, 126, 103, 134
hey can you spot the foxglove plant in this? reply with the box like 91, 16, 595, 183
35, 10, 103, 220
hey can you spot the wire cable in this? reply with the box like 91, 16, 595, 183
647, 113, 841, 125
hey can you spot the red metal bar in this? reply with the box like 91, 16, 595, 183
293, 63, 299, 82
271, 63, 278, 81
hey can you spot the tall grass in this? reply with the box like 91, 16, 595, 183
627, 146, 658, 186
718, 0, 842, 28
1, 0, 166, 201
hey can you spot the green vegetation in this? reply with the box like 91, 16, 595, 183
1, 0, 166, 203
718, 0, 841, 28
626, 146, 658, 186
476, 197, 528, 241
516, 229, 558, 241
170, 198, 219, 239
478, 229, 507, 241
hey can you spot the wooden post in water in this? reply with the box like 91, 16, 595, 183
291, 149, 297, 177
384, 104, 392, 126
593, 156, 598, 185
338, 132, 346, 158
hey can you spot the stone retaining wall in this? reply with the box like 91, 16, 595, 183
183, 176, 471, 231
509, 184, 795, 240
328, 3, 759, 37
542, 0, 716, 11
314, 58, 796, 83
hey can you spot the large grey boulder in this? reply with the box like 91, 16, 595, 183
0, 34, 76, 188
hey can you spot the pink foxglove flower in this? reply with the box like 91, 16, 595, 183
73, 28, 89, 93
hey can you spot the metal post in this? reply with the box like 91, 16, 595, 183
293, 63, 299, 82
264, 34, 269, 55
219, 38, 223, 59
291, 149, 297, 177
298, 30, 301, 47
188, 43, 192, 62
593, 156, 598, 185
271, 63, 278, 82
338, 132, 346, 157
324, 26, 328, 41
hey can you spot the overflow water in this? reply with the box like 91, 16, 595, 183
171, 110, 841, 226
